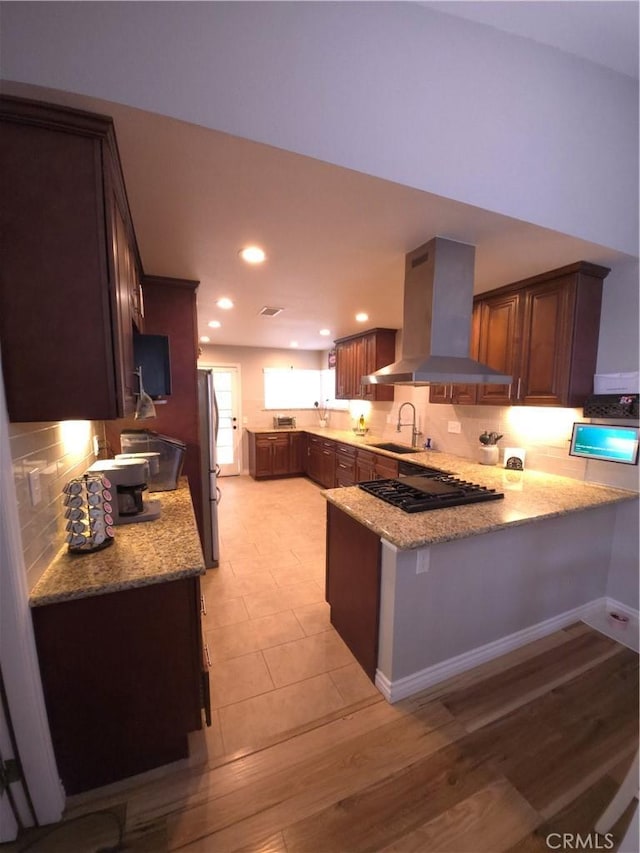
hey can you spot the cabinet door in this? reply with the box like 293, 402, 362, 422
32, 578, 204, 794
320, 443, 336, 488
374, 455, 399, 480
306, 437, 324, 483
334, 340, 352, 399
335, 330, 396, 402
356, 450, 376, 482
0, 98, 138, 422
476, 291, 522, 405
518, 277, 574, 406
289, 432, 306, 474
361, 330, 396, 403
271, 436, 291, 475
254, 437, 275, 477
335, 443, 356, 486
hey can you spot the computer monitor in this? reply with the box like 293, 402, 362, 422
569, 422, 639, 466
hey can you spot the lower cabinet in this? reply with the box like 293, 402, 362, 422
306, 435, 336, 488
31, 576, 208, 794
374, 454, 399, 480
248, 431, 305, 479
335, 443, 357, 487
326, 503, 381, 681
355, 449, 376, 482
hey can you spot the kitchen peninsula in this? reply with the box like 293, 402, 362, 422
29, 482, 209, 794
320, 439, 638, 702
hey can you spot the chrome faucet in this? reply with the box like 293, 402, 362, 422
396, 402, 422, 448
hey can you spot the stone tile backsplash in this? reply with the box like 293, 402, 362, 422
9, 420, 102, 592
327, 388, 639, 493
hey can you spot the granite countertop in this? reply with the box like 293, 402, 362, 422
246, 425, 638, 548
30, 480, 205, 607
323, 454, 638, 550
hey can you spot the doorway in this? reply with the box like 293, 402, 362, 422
206, 365, 241, 477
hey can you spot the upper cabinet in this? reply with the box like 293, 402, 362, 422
429, 262, 609, 408
334, 328, 397, 401
0, 96, 144, 422
475, 262, 609, 407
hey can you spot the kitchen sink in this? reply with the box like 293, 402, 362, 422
370, 442, 418, 455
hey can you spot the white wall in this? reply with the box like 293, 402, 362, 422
1, 1, 637, 255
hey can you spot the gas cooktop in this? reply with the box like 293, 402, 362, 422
358, 474, 504, 513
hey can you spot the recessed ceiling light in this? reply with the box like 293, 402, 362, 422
355, 312, 369, 323
319, 328, 331, 336
217, 297, 234, 310
208, 320, 222, 329
200, 335, 211, 343
290, 341, 299, 348
239, 246, 266, 264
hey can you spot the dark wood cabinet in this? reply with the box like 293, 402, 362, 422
355, 449, 376, 482
335, 443, 357, 487
0, 96, 143, 422
475, 289, 523, 406
334, 328, 396, 401
289, 431, 306, 474
374, 454, 399, 480
306, 434, 336, 488
248, 431, 306, 479
31, 576, 206, 794
326, 503, 381, 681
475, 262, 609, 407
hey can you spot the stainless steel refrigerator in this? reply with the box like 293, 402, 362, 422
197, 369, 221, 567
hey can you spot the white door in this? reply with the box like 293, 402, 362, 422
208, 366, 241, 477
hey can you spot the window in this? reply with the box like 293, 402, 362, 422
263, 368, 348, 410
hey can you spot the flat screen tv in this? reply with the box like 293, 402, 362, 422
569, 422, 639, 466
133, 334, 172, 399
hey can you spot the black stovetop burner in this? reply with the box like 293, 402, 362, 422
358, 474, 504, 513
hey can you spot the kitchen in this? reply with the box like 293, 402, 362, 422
1, 1, 639, 850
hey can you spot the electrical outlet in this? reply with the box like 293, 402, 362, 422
447, 421, 462, 434
28, 468, 42, 506
92, 435, 100, 457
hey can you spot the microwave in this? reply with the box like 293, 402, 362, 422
273, 416, 296, 429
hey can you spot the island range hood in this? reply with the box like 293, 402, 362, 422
364, 236, 513, 386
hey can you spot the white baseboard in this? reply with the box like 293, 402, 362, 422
375, 598, 637, 704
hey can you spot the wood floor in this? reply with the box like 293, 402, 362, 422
13, 477, 639, 852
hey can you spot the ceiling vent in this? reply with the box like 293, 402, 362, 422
259, 306, 284, 317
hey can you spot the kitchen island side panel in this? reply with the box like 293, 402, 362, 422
378, 503, 617, 684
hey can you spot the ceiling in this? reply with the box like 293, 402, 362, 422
3, 2, 637, 352
421, 1, 639, 80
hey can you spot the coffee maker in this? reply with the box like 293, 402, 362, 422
87, 459, 161, 525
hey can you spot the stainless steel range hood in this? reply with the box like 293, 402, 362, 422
364, 236, 512, 386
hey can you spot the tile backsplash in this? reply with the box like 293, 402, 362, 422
9, 420, 102, 592
325, 389, 639, 492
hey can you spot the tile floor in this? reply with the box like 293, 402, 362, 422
199, 474, 379, 757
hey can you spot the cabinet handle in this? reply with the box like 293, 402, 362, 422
204, 641, 212, 668
517, 378, 522, 399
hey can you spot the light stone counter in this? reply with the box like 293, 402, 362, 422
30, 480, 204, 607
321, 449, 638, 550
